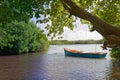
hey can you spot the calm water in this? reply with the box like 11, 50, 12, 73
0, 44, 120, 80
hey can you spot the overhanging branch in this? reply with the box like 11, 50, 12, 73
60, 0, 120, 49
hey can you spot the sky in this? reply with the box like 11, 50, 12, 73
61, 27, 102, 40
31, 18, 103, 40
37, 23, 103, 41
61, 19, 103, 40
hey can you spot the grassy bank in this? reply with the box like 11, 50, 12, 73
50, 40, 103, 45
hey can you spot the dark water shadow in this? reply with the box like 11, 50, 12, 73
106, 59, 120, 80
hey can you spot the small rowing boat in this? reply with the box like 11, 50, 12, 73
64, 48, 107, 58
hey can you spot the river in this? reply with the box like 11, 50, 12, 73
0, 44, 120, 80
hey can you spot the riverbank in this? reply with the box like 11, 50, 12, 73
50, 40, 103, 45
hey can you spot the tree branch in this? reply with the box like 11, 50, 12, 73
60, 0, 120, 48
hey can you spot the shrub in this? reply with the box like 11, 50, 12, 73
0, 21, 49, 55
110, 48, 120, 59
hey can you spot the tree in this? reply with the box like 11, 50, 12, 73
0, 0, 48, 25
60, 0, 120, 49
0, 21, 49, 55
1, 0, 120, 49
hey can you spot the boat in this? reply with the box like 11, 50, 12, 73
64, 48, 107, 58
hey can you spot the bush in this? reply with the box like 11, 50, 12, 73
110, 48, 120, 59
0, 21, 49, 55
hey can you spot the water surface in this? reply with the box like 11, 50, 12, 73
0, 44, 120, 80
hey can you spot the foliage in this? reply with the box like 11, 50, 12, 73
50, 40, 103, 45
0, 0, 44, 24
0, 21, 49, 55
110, 48, 120, 59
1, 0, 120, 36
72, 0, 120, 27
1, 0, 120, 57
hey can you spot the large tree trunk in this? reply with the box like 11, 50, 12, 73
61, 0, 120, 49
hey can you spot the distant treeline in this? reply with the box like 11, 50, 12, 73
50, 40, 103, 45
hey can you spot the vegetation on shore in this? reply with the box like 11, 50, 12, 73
1, 0, 120, 58
110, 48, 120, 59
50, 40, 103, 45
0, 21, 49, 55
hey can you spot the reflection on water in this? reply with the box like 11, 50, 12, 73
108, 59, 120, 80
0, 44, 120, 80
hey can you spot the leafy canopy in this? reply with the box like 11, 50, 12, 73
0, 0, 120, 37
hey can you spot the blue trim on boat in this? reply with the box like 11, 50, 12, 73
64, 49, 107, 58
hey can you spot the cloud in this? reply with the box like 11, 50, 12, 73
35, 18, 103, 40
61, 19, 103, 40
61, 27, 103, 40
